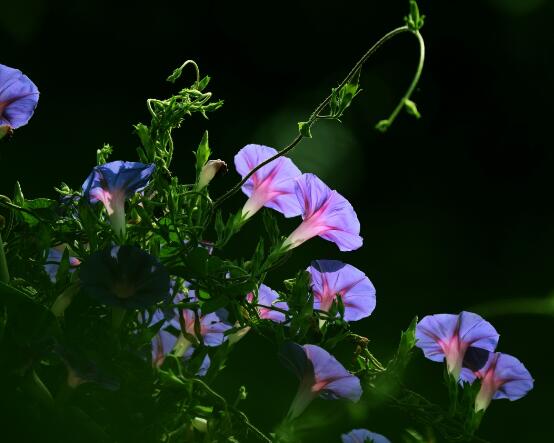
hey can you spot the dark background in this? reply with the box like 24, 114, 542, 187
1, 0, 553, 441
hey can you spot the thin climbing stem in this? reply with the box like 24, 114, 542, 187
213, 25, 425, 208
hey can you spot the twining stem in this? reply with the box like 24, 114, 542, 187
193, 378, 272, 443
213, 25, 425, 208
0, 231, 9, 283
379, 29, 425, 129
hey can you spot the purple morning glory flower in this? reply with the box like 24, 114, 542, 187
44, 247, 81, 283
415, 311, 499, 379
460, 352, 534, 412
307, 260, 375, 322
82, 161, 155, 237
246, 283, 289, 323
281, 343, 362, 419
150, 308, 180, 367
341, 429, 391, 443
0, 64, 39, 134
80, 245, 170, 309
234, 144, 302, 219
181, 306, 232, 347
283, 174, 362, 252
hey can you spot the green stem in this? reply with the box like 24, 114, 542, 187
214, 24, 424, 208
378, 29, 425, 130
0, 231, 9, 283
193, 378, 272, 443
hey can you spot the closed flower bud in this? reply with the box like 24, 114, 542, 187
197, 159, 227, 190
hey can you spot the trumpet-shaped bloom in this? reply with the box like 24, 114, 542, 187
246, 283, 289, 323
44, 247, 81, 283
181, 306, 233, 347
341, 429, 391, 443
0, 64, 39, 131
80, 245, 170, 309
234, 144, 302, 218
415, 311, 499, 379
460, 352, 534, 411
150, 308, 180, 367
149, 286, 217, 376
307, 260, 375, 321
281, 343, 362, 419
82, 161, 155, 236
284, 174, 362, 251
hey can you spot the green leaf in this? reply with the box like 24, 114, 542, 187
20, 198, 56, 226
387, 316, 418, 374
201, 295, 230, 314
195, 131, 211, 180
404, 99, 421, 119
405, 0, 425, 31
197, 75, 211, 91
0, 281, 61, 342
298, 121, 312, 138
375, 119, 391, 133
96, 143, 113, 165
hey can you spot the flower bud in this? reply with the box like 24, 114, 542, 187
197, 159, 227, 189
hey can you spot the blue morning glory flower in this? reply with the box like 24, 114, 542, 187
82, 161, 155, 237
0, 64, 39, 137
235, 144, 302, 219
307, 260, 376, 322
415, 311, 499, 379
281, 342, 362, 419
341, 429, 391, 443
460, 352, 534, 411
79, 245, 170, 309
284, 174, 363, 251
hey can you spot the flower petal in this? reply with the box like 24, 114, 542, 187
287, 174, 362, 251
341, 429, 391, 443
234, 144, 302, 217
0, 64, 39, 129
308, 260, 375, 321
303, 344, 362, 402
250, 284, 288, 323
82, 161, 155, 203
80, 246, 170, 309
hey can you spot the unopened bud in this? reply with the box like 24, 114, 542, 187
197, 159, 227, 190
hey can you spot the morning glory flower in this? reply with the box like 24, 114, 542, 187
150, 308, 180, 367
0, 64, 39, 137
44, 247, 81, 283
149, 299, 212, 376
283, 174, 362, 252
80, 245, 170, 309
341, 429, 391, 443
460, 352, 534, 412
415, 311, 499, 379
281, 342, 362, 419
181, 305, 232, 347
246, 283, 289, 323
82, 161, 155, 237
234, 144, 302, 219
307, 260, 375, 322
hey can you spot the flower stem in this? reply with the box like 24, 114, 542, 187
214, 24, 424, 208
